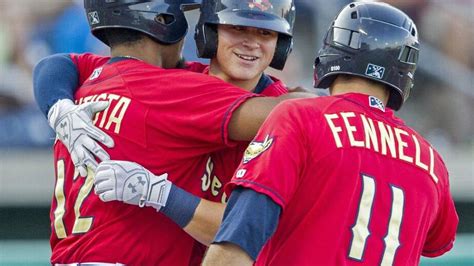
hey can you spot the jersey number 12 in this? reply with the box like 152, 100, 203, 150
53, 159, 94, 239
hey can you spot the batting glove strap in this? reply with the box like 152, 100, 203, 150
140, 173, 172, 211
94, 160, 172, 212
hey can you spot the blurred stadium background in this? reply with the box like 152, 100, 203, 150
0, 0, 472, 264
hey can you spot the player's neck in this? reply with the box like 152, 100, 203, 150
110, 37, 182, 69
208, 60, 261, 92
330, 76, 389, 105
223, 78, 260, 92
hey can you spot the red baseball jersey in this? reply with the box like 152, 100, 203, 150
204, 79, 288, 203
71, 53, 208, 84
49, 57, 260, 265
227, 93, 458, 266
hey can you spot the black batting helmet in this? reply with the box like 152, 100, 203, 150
84, 0, 202, 45
194, 0, 295, 70
314, 2, 419, 110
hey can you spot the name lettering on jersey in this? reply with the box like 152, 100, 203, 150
243, 135, 274, 164
77, 93, 131, 134
325, 112, 439, 183
201, 157, 226, 203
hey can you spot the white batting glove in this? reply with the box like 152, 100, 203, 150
48, 99, 114, 177
94, 160, 172, 211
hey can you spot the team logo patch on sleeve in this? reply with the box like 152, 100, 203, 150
365, 63, 385, 79
89, 67, 103, 80
243, 135, 274, 164
369, 96, 385, 112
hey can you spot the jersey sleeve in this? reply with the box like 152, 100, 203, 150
128, 69, 261, 149
70, 53, 110, 84
213, 187, 281, 260
33, 53, 79, 117
260, 77, 288, 97
225, 100, 308, 209
422, 171, 459, 257
184, 61, 209, 73
33, 53, 109, 117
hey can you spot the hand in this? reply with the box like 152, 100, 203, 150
48, 99, 114, 177
94, 160, 172, 211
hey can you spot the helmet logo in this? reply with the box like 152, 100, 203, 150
88, 11, 100, 25
365, 63, 385, 79
248, 0, 273, 11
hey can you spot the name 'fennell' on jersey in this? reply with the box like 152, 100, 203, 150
325, 111, 439, 184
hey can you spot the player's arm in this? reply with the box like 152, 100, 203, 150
228, 92, 315, 141
33, 53, 80, 117
205, 100, 305, 263
94, 160, 225, 245
33, 53, 113, 176
202, 187, 281, 265
183, 199, 225, 245
202, 243, 253, 266
33, 53, 107, 117
421, 175, 458, 257
94, 160, 280, 247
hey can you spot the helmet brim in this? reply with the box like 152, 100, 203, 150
210, 10, 292, 36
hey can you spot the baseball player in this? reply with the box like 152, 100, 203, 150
33, 0, 306, 264
203, 2, 459, 265
193, 0, 293, 204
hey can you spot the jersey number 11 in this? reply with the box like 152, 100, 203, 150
349, 174, 405, 265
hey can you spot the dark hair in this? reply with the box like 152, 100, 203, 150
102, 28, 146, 48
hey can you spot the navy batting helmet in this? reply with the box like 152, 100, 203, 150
314, 2, 419, 110
84, 0, 202, 45
194, 0, 295, 70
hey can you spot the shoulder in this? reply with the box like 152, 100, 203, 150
262, 75, 288, 96
117, 62, 252, 96
70, 52, 109, 64
184, 61, 209, 73
268, 98, 323, 123
282, 95, 331, 110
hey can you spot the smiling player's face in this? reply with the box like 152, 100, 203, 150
210, 24, 278, 91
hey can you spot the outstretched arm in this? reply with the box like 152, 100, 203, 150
94, 160, 225, 246
94, 160, 281, 251
229, 92, 316, 141
183, 198, 225, 245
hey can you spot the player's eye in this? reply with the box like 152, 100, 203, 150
232, 26, 245, 31
259, 29, 277, 38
